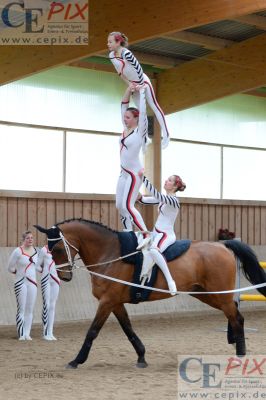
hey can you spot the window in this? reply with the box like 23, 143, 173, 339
223, 148, 266, 200
66, 132, 120, 193
162, 141, 221, 198
0, 125, 63, 191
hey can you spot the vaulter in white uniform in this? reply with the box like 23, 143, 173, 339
116, 83, 150, 248
36, 245, 60, 341
138, 175, 186, 295
7, 231, 38, 340
108, 31, 170, 149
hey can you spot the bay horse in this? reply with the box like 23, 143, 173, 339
35, 219, 266, 369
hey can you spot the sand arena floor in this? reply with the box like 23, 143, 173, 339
0, 310, 265, 400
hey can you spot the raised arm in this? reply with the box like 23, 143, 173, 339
123, 49, 144, 85
121, 86, 132, 128
7, 248, 20, 273
143, 176, 180, 208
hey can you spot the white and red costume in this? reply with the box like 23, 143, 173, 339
116, 87, 148, 233
139, 176, 180, 294
7, 247, 38, 339
109, 48, 170, 148
36, 245, 60, 340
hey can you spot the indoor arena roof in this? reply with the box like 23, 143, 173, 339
1, 0, 266, 113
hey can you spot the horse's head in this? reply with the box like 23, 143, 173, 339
34, 224, 79, 282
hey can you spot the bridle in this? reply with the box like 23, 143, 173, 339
48, 231, 80, 272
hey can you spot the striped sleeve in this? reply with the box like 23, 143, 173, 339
138, 195, 159, 205
123, 49, 144, 84
142, 176, 180, 208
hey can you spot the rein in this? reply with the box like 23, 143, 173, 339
50, 232, 266, 296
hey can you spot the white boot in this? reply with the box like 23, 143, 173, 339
168, 280, 178, 296
140, 249, 154, 284
149, 248, 177, 296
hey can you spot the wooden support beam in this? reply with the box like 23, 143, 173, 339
97, 51, 178, 69
1, 0, 266, 85
163, 31, 234, 51
68, 61, 114, 73
157, 33, 266, 114
232, 14, 266, 30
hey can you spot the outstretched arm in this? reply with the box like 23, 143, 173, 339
143, 176, 180, 208
138, 195, 159, 205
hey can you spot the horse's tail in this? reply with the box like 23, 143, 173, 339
224, 240, 266, 296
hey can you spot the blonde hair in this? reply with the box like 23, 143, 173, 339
109, 32, 128, 47
21, 230, 33, 242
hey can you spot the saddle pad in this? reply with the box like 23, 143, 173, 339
117, 232, 191, 303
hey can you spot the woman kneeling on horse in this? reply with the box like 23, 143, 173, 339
138, 175, 186, 295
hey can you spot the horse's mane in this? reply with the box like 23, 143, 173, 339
55, 218, 119, 235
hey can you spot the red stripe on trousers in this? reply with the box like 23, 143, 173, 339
155, 227, 167, 249
122, 167, 145, 231
144, 80, 169, 137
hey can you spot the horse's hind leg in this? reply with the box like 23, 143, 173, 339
222, 301, 246, 357
113, 304, 148, 368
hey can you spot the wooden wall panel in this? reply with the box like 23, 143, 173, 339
83, 200, 92, 220
17, 198, 28, 239
0, 192, 266, 246
261, 207, 266, 244
74, 201, 83, 219
241, 206, 248, 243
46, 199, 56, 227
254, 206, 261, 245
208, 205, 215, 241
0, 198, 7, 246
7, 198, 17, 246
36, 199, 47, 246
235, 206, 242, 239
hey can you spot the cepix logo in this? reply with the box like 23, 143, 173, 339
177, 355, 266, 398
0, 1, 89, 45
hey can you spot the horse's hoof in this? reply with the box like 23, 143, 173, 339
65, 361, 78, 369
136, 361, 148, 368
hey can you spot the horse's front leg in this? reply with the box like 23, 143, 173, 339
113, 304, 148, 368
67, 301, 113, 369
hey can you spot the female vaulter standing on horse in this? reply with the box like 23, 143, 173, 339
116, 84, 150, 249
139, 174, 186, 295
108, 31, 170, 149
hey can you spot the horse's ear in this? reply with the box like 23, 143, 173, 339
34, 224, 48, 234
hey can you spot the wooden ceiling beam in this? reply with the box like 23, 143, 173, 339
1, 0, 266, 85
232, 14, 266, 30
96, 51, 178, 69
157, 33, 266, 113
163, 31, 235, 51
